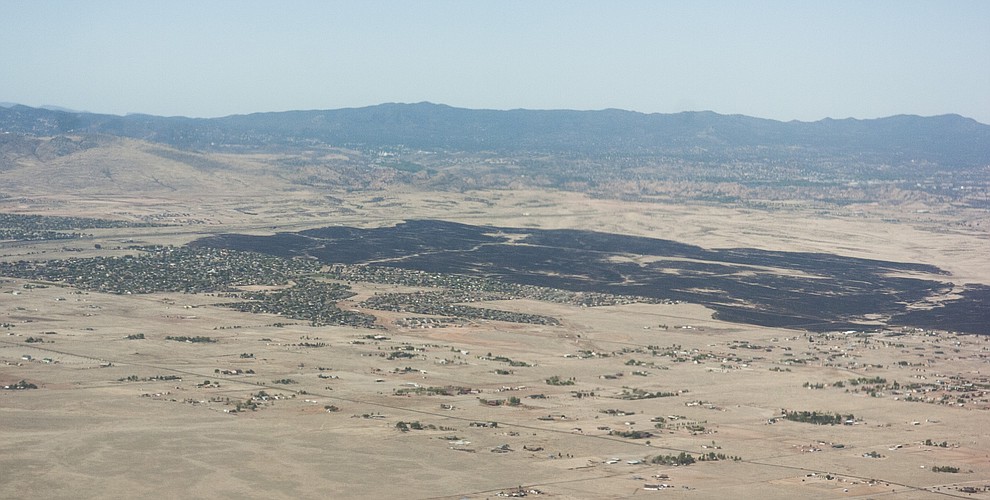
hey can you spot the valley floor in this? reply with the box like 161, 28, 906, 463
1, 189, 988, 499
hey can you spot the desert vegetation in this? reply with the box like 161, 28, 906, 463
1, 105, 988, 499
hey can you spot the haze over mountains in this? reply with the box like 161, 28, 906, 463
3, 101, 986, 334
2, 102, 989, 167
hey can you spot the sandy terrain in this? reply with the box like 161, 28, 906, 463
1, 189, 988, 499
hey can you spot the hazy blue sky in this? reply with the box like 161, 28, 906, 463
3, 1, 988, 123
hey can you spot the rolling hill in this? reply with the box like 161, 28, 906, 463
2, 102, 988, 167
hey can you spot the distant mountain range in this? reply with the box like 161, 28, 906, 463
1, 102, 988, 166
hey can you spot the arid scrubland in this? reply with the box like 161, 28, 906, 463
2, 108, 989, 497
2, 184, 989, 499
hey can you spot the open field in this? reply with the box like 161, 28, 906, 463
2, 189, 989, 499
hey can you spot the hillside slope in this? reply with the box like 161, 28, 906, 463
2, 103, 988, 167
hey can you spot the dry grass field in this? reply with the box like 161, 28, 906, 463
2, 184, 989, 499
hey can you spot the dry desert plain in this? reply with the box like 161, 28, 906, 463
1, 188, 989, 499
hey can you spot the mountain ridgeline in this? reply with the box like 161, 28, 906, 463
1, 103, 988, 167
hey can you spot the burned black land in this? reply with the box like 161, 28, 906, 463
192, 220, 987, 334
